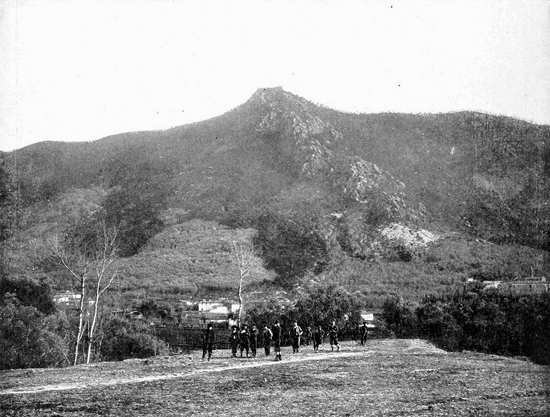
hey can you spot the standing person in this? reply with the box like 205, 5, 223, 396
229, 325, 239, 358
262, 325, 273, 356
329, 320, 340, 352
239, 325, 250, 358
272, 320, 282, 361
202, 322, 215, 361
289, 321, 303, 353
312, 325, 324, 352
249, 325, 258, 358
304, 326, 313, 346
360, 321, 368, 346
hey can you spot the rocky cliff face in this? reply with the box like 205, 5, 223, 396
249, 88, 428, 228
251, 87, 340, 177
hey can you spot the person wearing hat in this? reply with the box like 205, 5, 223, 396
312, 325, 324, 352
272, 320, 282, 361
360, 321, 369, 346
249, 325, 258, 358
239, 324, 250, 358
329, 320, 340, 352
229, 325, 239, 358
262, 325, 273, 356
202, 322, 215, 361
289, 321, 303, 353
304, 326, 313, 346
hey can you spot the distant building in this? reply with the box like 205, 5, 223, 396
480, 277, 548, 296
498, 277, 548, 296
53, 290, 80, 305
198, 299, 239, 315
176, 299, 239, 327
482, 281, 502, 290
360, 310, 377, 329
53, 291, 83, 308
179, 300, 195, 310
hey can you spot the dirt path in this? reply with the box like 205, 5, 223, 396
0, 350, 368, 396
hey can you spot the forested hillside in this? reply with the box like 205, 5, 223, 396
1, 87, 549, 306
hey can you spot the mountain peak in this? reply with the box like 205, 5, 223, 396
248, 87, 342, 178
251, 86, 285, 100
247, 87, 311, 108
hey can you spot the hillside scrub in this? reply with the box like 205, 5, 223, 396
254, 211, 328, 287
382, 287, 550, 364
0, 279, 169, 370
2, 88, 549, 312
99, 317, 169, 361
0, 292, 69, 370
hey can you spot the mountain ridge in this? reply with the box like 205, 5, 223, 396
2, 87, 549, 303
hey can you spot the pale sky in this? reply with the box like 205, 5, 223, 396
0, 0, 549, 151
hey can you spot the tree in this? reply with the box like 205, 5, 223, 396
254, 212, 328, 286
50, 234, 88, 366
0, 293, 68, 369
99, 316, 168, 361
50, 214, 119, 365
382, 296, 418, 337
231, 240, 254, 326
101, 160, 168, 257
84, 223, 118, 364
294, 285, 365, 330
0, 276, 56, 315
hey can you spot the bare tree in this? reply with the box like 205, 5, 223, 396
231, 240, 254, 326
85, 224, 118, 364
50, 219, 119, 365
50, 235, 89, 366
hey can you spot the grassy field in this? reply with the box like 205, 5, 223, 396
1, 339, 548, 416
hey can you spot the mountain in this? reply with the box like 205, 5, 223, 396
2, 87, 549, 304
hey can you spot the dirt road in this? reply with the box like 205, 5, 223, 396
0, 350, 368, 395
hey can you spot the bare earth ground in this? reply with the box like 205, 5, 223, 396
0, 339, 548, 416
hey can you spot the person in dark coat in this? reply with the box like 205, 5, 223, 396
262, 325, 273, 356
329, 320, 340, 352
272, 320, 282, 361
312, 325, 324, 352
304, 326, 313, 346
239, 325, 250, 358
289, 321, 303, 353
360, 322, 368, 346
249, 325, 258, 358
202, 322, 215, 360
229, 325, 239, 358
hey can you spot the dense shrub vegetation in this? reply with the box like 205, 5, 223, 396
382, 287, 550, 364
254, 212, 328, 286
99, 317, 168, 361
0, 276, 168, 369
246, 285, 369, 344
0, 291, 69, 370
0, 276, 56, 315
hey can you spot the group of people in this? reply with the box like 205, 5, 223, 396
202, 319, 371, 361
227, 321, 283, 360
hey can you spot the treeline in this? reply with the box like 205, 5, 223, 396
382, 286, 550, 364
0, 276, 168, 370
246, 285, 371, 345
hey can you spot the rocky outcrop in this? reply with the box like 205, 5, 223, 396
343, 159, 405, 202
380, 223, 439, 247
341, 157, 426, 223
252, 88, 341, 177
